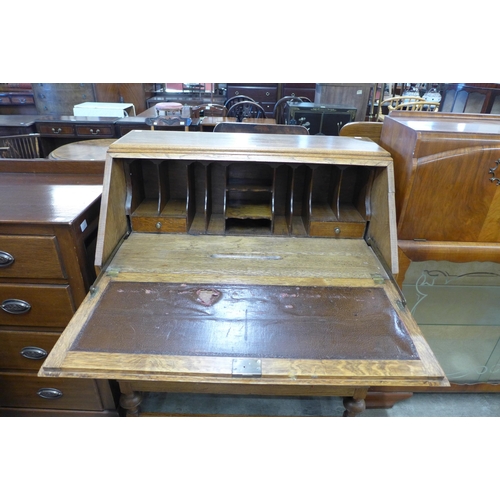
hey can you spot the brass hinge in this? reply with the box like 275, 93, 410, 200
371, 273, 385, 285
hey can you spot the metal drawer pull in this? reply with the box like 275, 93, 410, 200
90, 128, 100, 135
1, 299, 31, 314
0, 250, 14, 267
489, 159, 500, 185
37, 388, 63, 399
21, 346, 48, 360
51, 127, 62, 134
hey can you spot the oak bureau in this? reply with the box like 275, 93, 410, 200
39, 131, 448, 416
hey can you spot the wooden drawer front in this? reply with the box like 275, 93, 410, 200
284, 87, 316, 101
75, 125, 115, 137
11, 95, 35, 105
0, 235, 65, 279
0, 330, 59, 370
0, 284, 74, 328
261, 102, 275, 114
0, 373, 104, 410
37, 124, 75, 136
0, 96, 12, 105
228, 86, 278, 103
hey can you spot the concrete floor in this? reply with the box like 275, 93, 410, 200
140, 391, 500, 417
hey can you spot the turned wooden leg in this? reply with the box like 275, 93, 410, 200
119, 382, 142, 417
343, 396, 366, 417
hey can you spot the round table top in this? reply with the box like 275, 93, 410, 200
48, 138, 116, 161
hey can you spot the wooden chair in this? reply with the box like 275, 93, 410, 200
376, 96, 426, 121
145, 117, 190, 131
213, 122, 309, 134
339, 122, 383, 146
191, 103, 227, 118
273, 96, 303, 124
0, 133, 42, 158
226, 101, 267, 121
394, 100, 441, 112
224, 95, 256, 110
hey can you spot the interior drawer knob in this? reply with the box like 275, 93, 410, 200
0, 250, 15, 268
21, 346, 48, 360
1, 298, 31, 314
37, 388, 63, 399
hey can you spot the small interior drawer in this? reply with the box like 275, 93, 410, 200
0, 284, 74, 328
0, 235, 65, 279
0, 372, 105, 410
0, 330, 60, 371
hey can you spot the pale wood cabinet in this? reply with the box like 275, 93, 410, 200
379, 111, 500, 285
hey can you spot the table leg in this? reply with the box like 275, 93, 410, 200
119, 381, 143, 417
342, 396, 366, 417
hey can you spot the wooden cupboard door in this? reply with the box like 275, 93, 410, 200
398, 147, 500, 242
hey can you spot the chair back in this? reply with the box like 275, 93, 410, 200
339, 122, 383, 146
224, 95, 256, 110
213, 122, 309, 135
394, 101, 440, 112
273, 96, 303, 124
0, 133, 42, 158
377, 96, 426, 121
226, 101, 267, 121
191, 103, 227, 118
145, 117, 190, 131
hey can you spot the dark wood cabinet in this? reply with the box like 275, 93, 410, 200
226, 84, 317, 118
0, 161, 118, 416
226, 84, 279, 117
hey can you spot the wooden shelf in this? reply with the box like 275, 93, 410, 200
226, 203, 272, 220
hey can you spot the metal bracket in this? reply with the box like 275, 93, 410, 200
232, 358, 262, 378
371, 273, 385, 285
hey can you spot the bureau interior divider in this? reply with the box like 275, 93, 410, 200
124, 158, 373, 238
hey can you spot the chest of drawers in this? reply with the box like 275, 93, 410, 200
0, 161, 118, 416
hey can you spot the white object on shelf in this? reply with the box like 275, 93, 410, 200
73, 102, 136, 118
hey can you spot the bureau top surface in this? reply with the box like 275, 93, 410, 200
109, 130, 392, 165
0, 173, 102, 224
387, 111, 500, 136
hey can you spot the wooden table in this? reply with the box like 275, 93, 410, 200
48, 138, 116, 161
39, 131, 448, 417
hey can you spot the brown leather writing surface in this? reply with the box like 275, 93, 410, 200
72, 282, 418, 361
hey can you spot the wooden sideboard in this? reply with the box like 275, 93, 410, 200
379, 111, 500, 286
0, 160, 118, 416
39, 131, 447, 416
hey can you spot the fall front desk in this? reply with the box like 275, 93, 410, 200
39, 130, 448, 416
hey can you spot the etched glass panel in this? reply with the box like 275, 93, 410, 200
402, 261, 500, 383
